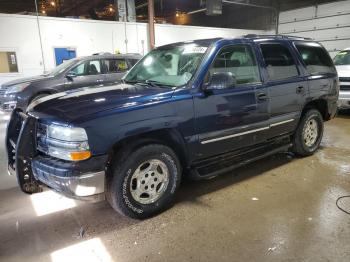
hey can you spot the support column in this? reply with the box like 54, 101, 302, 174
148, 0, 155, 50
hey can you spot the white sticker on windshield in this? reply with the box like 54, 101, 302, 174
183, 46, 207, 54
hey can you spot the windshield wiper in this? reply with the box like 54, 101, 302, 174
124, 79, 174, 88
123, 80, 148, 86
145, 80, 174, 88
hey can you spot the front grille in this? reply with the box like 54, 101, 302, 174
339, 77, 350, 82
6, 110, 30, 168
0, 86, 9, 96
340, 85, 350, 91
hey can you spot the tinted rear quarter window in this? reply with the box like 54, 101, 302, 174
295, 43, 335, 74
128, 59, 139, 67
103, 59, 129, 73
260, 43, 299, 81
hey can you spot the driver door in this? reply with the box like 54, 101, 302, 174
193, 43, 270, 159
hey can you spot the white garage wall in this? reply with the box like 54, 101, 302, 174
279, 0, 350, 58
0, 13, 269, 85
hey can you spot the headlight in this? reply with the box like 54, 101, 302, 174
5, 82, 30, 94
48, 125, 88, 141
38, 124, 91, 161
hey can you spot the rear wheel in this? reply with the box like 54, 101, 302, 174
106, 144, 181, 219
292, 109, 324, 156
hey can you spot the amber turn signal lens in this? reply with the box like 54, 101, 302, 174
70, 151, 91, 161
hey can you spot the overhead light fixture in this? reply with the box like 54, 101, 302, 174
109, 7, 114, 12
50, 1, 56, 7
176, 12, 180, 17
42, 10, 46, 14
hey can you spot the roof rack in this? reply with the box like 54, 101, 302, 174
92, 52, 112, 56
243, 34, 313, 40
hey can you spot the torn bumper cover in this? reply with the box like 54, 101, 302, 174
6, 109, 107, 199
31, 155, 107, 198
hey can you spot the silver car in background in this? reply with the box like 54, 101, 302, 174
334, 48, 350, 109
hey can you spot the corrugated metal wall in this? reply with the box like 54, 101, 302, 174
279, 0, 350, 57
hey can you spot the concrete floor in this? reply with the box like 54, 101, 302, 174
1, 113, 350, 262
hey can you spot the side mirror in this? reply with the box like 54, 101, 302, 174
66, 72, 77, 81
205, 72, 236, 90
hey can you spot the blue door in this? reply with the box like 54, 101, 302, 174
194, 43, 269, 159
54, 48, 76, 65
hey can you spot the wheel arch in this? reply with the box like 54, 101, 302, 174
302, 98, 330, 121
28, 89, 57, 104
106, 128, 190, 174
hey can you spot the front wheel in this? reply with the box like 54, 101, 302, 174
292, 109, 324, 156
106, 144, 181, 219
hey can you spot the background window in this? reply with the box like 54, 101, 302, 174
260, 43, 299, 81
87, 60, 101, 75
102, 59, 129, 73
295, 43, 336, 74
209, 44, 261, 86
70, 63, 85, 76
69, 60, 101, 76
128, 59, 139, 67
0, 52, 18, 73
334, 50, 350, 66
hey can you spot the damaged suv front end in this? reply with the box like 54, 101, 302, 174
6, 109, 106, 199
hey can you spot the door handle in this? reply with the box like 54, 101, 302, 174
257, 93, 268, 101
296, 86, 304, 94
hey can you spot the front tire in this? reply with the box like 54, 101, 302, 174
106, 144, 181, 219
292, 109, 324, 156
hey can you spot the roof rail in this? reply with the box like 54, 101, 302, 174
243, 34, 313, 40
92, 52, 112, 56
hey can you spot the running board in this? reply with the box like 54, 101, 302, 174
189, 143, 292, 180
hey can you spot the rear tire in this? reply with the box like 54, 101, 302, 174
292, 109, 324, 156
106, 144, 181, 219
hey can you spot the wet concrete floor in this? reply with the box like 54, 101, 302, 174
1, 113, 350, 262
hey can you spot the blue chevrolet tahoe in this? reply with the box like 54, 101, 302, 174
6, 35, 339, 219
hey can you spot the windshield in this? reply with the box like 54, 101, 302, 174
44, 59, 77, 76
334, 50, 350, 65
124, 43, 208, 87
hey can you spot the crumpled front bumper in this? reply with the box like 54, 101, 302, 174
6, 109, 108, 200
31, 155, 107, 199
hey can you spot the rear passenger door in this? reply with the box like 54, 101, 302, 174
102, 59, 129, 84
258, 42, 308, 138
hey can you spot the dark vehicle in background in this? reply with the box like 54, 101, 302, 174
7, 35, 338, 219
0, 53, 141, 111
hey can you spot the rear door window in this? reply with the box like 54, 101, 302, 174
295, 43, 336, 74
260, 43, 299, 81
87, 60, 101, 75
